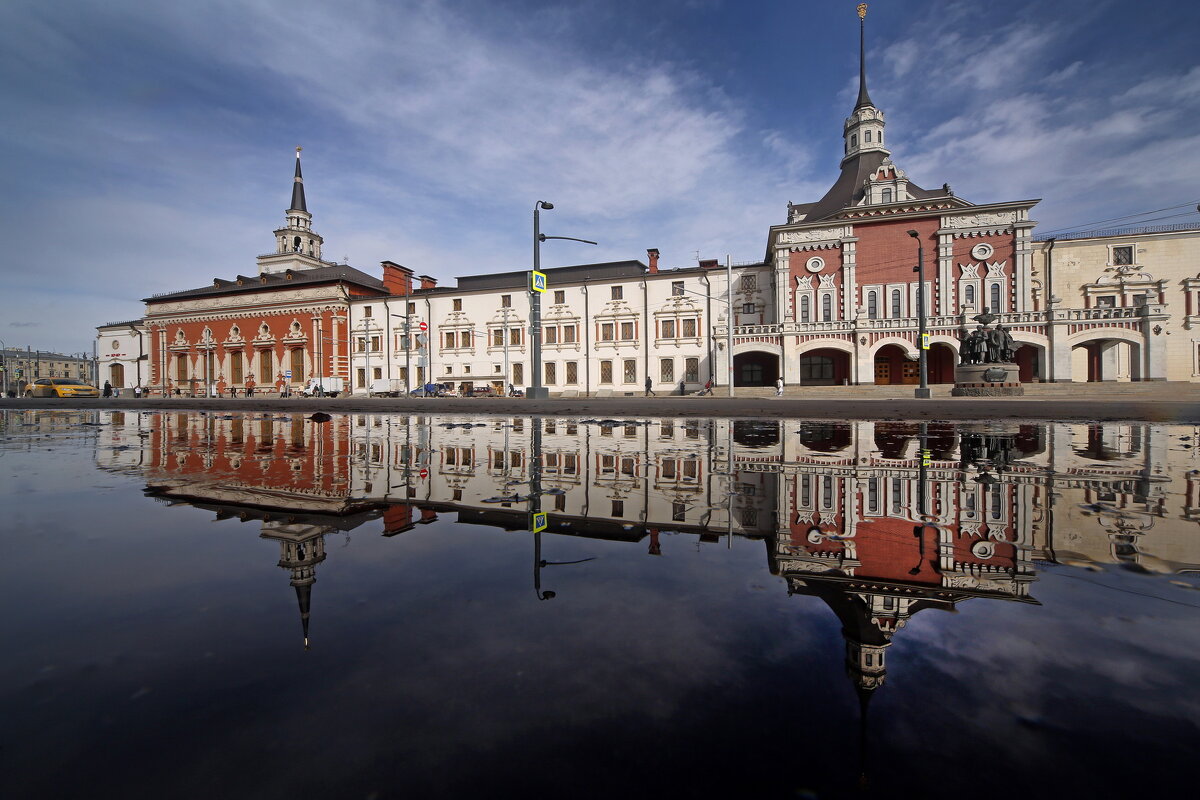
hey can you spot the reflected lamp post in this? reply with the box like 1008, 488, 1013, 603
530, 201, 596, 400
907, 229, 930, 399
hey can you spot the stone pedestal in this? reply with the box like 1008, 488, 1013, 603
951, 362, 1024, 397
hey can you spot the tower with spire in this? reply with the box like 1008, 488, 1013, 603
257, 147, 326, 275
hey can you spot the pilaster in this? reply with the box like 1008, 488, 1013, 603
841, 237, 858, 321
938, 233, 954, 315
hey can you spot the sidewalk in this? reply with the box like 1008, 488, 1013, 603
5, 384, 1200, 422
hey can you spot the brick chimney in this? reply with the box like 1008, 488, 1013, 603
646, 248, 660, 273
418, 274, 438, 290
699, 258, 719, 269
381, 261, 414, 295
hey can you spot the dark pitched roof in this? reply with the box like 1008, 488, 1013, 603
143, 264, 385, 304
802, 152, 947, 223
289, 151, 307, 213
452, 260, 650, 292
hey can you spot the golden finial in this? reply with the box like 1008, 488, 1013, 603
296, 146, 302, 154
857, 3, 868, 19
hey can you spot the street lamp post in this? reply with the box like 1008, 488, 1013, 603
362, 318, 371, 395
907, 230, 931, 399
529, 201, 596, 400
390, 313, 412, 394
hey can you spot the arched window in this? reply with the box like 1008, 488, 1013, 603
891, 289, 902, 318
965, 285, 976, 307
867, 291, 878, 319
821, 294, 833, 321
990, 283, 1001, 311
800, 296, 810, 322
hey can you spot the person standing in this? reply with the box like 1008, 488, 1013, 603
645, 376, 655, 397
102, 381, 112, 398
775, 377, 784, 397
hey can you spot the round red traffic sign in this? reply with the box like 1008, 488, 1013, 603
418, 322, 428, 331
419, 469, 428, 479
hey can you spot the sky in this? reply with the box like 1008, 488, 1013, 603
1, 0, 1198, 355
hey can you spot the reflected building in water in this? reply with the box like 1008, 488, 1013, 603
91, 412, 1200, 665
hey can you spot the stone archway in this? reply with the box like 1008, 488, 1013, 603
733, 350, 779, 387
928, 342, 957, 384
798, 347, 851, 386
1072, 339, 1140, 382
873, 344, 918, 385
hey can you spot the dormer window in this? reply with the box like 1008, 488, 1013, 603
882, 188, 893, 203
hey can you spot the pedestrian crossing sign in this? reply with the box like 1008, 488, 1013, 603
530, 271, 548, 293
921, 333, 930, 350
531, 512, 548, 532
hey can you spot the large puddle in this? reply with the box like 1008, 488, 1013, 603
1, 409, 1198, 798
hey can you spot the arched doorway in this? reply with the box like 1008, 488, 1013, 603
1072, 339, 1140, 382
928, 343, 956, 384
873, 344, 918, 385
733, 351, 779, 387
109, 363, 125, 388
798, 348, 850, 386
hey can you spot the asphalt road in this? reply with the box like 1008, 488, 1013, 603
5, 394, 1200, 422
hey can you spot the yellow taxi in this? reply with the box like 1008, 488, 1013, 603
24, 378, 101, 398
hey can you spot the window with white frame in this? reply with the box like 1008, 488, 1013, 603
554, 290, 565, 304
1112, 245, 1134, 266
685, 358, 698, 382
660, 358, 673, 382
682, 318, 696, 337
672, 281, 684, 296
800, 296, 810, 322
741, 274, 757, 291
611, 286, 623, 300
600, 361, 613, 383
601, 323, 614, 341
891, 289, 902, 318
867, 290, 878, 318
501, 295, 511, 308
623, 359, 637, 382
662, 319, 676, 338
821, 294, 832, 321
620, 322, 635, 340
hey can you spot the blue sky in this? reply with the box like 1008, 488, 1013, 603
2, 0, 1198, 354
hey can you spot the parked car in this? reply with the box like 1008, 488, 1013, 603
24, 378, 100, 398
471, 386, 499, 397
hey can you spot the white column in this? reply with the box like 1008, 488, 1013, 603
841, 238, 858, 321
938, 232, 955, 315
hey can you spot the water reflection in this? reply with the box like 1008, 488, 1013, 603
90, 412, 1200, 659
3, 408, 1198, 797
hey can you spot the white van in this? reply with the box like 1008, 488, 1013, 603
368, 378, 408, 397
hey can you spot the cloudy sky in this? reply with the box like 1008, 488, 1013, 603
2, 0, 1198, 354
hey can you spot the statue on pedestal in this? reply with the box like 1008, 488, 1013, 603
958, 308, 1015, 365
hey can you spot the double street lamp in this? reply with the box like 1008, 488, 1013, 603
529, 201, 596, 400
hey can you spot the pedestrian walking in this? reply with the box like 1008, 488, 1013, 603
102, 381, 112, 398
645, 376, 655, 396
702, 377, 714, 395
775, 377, 784, 397
133, 385, 142, 399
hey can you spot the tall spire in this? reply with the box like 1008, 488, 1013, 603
289, 146, 307, 213
855, 4, 874, 110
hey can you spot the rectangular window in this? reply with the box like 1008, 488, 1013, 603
370, 335, 381, 352
566, 362, 578, 384
453, 299, 463, 311
363, 306, 373, 318
373, 367, 382, 380
611, 500, 624, 517
230, 351, 243, 384
601, 323, 614, 341
355, 337, 366, 353
621, 321, 635, 339
662, 319, 676, 338
660, 358, 674, 382
682, 318, 696, 337
510, 328, 521, 346
176, 353, 188, 382
741, 274, 757, 291
356, 368, 366, 388
554, 290, 565, 304
685, 358, 699, 382
445, 332, 455, 348
563, 325, 576, 343
259, 350, 271, 383
492, 329, 503, 346
1095, 295, 1117, 308
600, 361, 613, 383
1112, 245, 1134, 266
513, 363, 524, 384
407, 302, 416, 314
290, 349, 304, 382
623, 359, 637, 383
672, 281, 684, 297
742, 303, 755, 314
544, 327, 557, 344
611, 286, 623, 300
501, 294, 511, 308
461, 331, 472, 348
545, 362, 556, 384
